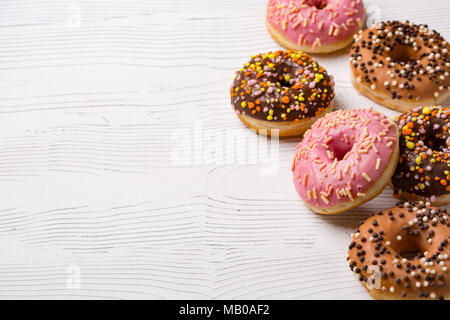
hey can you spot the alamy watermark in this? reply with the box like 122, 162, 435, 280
365, 265, 381, 290
366, 5, 382, 28
66, 5, 82, 30
66, 265, 81, 290
170, 121, 280, 175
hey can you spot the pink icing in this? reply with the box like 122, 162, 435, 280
292, 109, 397, 208
266, 0, 365, 49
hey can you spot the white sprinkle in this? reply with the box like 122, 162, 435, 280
416, 282, 421, 288
390, 287, 395, 293
375, 158, 381, 170
362, 172, 371, 182
397, 235, 402, 241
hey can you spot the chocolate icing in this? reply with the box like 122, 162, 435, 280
392, 106, 450, 200
230, 50, 334, 122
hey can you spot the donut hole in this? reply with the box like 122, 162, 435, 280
424, 135, 447, 152
389, 45, 418, 66
331, 144, 353, 161
279, 78, 292, 88
390, 234, 426, 261
398, 250, 424, 261
305, 0, 327, 9
275, 65, 294, 88
327, 136, 355, 161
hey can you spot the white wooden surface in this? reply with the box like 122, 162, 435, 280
0, 0, 449, 300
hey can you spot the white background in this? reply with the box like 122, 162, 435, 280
0, 0, 449, 299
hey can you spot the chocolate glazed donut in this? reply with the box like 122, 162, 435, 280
392, 106, 450, 205
230, 50, 334, 138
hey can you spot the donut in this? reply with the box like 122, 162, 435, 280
347, 202, 450, 300
291, 108, 399, 214
350, 21, 450, 113
266, 0, 365, 54
230, 50, 334, 138
392, 106, 450, 206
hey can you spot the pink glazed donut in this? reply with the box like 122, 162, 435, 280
291, 109, 399, 214
266, 0, 365, 54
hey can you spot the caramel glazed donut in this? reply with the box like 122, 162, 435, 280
230, 50, 334, 138
348, 202, 450, 300
392, 106, 450, 206
350, 21, 450, 113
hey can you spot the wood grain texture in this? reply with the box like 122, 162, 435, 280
0, 0, 448, 299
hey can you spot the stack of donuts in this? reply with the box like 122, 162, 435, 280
229, 0, 450, 299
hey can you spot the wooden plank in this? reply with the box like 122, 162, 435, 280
0, 0, 448, 299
